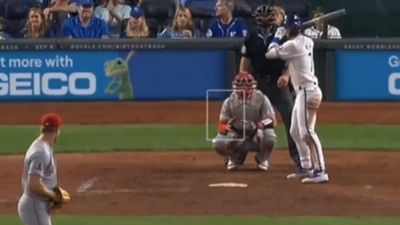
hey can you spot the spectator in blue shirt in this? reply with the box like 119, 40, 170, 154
62, 0, 109, 38
206, 0, 247, 38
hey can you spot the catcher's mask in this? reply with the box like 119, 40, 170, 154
232, 72, 257, 100
253, 4, 275, 33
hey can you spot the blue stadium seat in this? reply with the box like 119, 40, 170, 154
184, 0, 214, 17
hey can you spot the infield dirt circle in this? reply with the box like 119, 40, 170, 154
0, 102, 399, 216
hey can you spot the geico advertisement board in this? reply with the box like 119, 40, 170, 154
0, 51, 227, 101
336, 51, 400, 100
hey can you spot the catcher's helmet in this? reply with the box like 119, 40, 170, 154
284, 14, 302, 30
232, 72, 257, 99
253, 4, 275, 28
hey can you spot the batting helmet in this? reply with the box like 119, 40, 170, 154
284, 14, 302, 29
232, 72, 257, 99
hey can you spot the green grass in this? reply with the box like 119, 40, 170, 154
1, 216, 400, 225
0, 124, 399, 154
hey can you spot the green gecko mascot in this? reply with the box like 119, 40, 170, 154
104, 54, 134, 100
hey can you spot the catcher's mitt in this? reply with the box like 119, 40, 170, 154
230, 119, 257, 140
52, 186, 71, 208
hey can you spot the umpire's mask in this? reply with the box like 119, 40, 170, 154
253, 4, 275, 34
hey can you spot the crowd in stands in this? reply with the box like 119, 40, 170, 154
0, 0, 341, 39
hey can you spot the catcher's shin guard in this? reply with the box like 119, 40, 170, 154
257, 129, 277, 161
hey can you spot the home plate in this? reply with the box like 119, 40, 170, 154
208, 183, 248, 188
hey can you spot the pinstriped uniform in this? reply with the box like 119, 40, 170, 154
266, 34, 327, 172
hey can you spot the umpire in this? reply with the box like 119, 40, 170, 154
239, 4, 301, 170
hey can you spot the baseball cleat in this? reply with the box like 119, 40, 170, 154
257, 161, 269, 171
286, 168, 314, 179
301, 171, 329, 184
254, 156, 269, 171
227, 159, 239, 171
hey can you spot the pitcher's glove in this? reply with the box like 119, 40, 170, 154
230, 119, 257, 140
52, 186, 71, 209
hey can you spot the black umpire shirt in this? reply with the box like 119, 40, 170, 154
241, 29, 286, 86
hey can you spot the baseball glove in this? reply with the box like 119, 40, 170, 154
230, 119, 257, 140
52, 186, 71, 208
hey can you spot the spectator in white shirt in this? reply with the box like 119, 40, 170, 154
304, 7, 341, 39
94, 0, 131, 38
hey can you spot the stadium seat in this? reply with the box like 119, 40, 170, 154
4, 0, 41, 38
240, 0, 267, 12
234, 0, 253, 17
184, 0, 214, 17
141, 0, 177, 32
5, 0, 41, 19
235, 0, 311, 20
278, 0, 310, 20
0, 0, 7, 18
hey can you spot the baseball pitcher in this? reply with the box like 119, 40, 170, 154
212, 72, 277, 171
18, 113, 70, 225
266, 14, 328, 183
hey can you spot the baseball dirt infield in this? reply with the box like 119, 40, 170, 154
0, 102, 399, 216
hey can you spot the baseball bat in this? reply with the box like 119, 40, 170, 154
301, 8, 347, 29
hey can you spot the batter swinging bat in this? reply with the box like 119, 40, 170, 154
301, 8, 347, 29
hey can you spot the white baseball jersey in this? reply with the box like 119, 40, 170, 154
219, 90, 275, 125
21, 139, 57, 200
304, 25, 342, 39
266, 34, 318, 90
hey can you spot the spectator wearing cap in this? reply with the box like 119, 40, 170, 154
123, 6, 149, 38
0, 17, 11, 40
62, 0, 109, 38
206, 0, 247, 38
158, 7, 200, 39
94, 0, 131, 38
304, 7, 341, 39
22, 8, 55, 38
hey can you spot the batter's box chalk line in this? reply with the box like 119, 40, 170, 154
76, 177, 99, 193
208, 182, 248, 188
78, 187, 190, 196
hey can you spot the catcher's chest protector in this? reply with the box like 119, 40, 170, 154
228, 91, 265, 123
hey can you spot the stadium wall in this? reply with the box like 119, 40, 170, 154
0, 38, 400, 101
